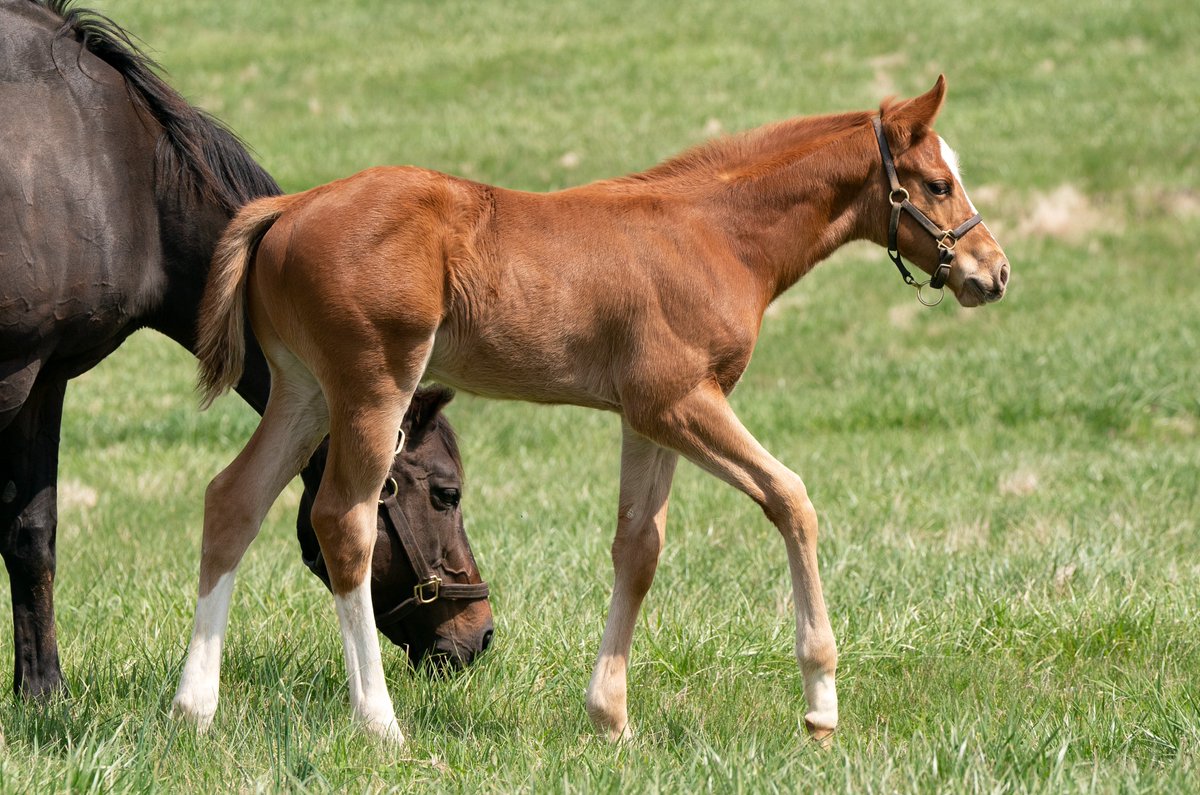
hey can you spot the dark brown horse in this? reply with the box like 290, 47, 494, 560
0, 0, 491, 701
190, 75, 1007, 743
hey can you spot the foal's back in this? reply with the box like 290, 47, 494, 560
251, 165, 762, 414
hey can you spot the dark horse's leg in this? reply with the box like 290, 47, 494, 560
0, 376, 67, 698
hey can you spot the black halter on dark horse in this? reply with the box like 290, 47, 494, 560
0, 0, 491, 699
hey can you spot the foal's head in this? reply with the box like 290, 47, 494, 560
876, 76, 1010, 306
297, 386, 493, 668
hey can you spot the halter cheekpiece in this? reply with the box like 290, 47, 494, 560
372, 477, 490, 630
872, 117, 983, 306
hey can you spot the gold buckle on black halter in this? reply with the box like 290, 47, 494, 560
414, 576, 442, 604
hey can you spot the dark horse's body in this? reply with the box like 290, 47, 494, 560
0, 0, 491, 699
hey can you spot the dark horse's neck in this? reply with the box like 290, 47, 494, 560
61, 1, 284, 414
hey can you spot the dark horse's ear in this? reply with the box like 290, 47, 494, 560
402, 385, 456, 440
879, 74, 947, 153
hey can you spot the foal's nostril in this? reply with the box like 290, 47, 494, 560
998, 261, 1010, 289
480, 628, 494, 652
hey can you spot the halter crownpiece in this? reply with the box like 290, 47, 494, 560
872, 117, 983, 306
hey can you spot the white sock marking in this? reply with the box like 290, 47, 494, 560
173, 571, 236, 730
334, 579, 403, 743
803, 669, 839, 730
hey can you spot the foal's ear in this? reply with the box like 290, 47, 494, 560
880, 74, 947, 152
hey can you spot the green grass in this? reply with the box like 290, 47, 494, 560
3, 0, 1199, 791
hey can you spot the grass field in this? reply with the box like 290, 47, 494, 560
2, 0, 1199, 791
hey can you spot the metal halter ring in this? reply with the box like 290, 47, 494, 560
915, 281, 945, 307
889, 187, 909, 206
379, 477, 398, 505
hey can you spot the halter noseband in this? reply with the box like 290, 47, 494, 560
872, 117, 983, 306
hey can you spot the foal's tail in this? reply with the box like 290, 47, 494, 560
196, 195, 294, 408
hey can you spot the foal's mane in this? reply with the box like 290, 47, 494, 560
41, 0, 280, 211
606, 110, 873, 191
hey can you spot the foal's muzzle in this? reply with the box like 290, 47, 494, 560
964, 274, 1006, 304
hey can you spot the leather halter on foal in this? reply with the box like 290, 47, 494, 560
302, 438, 489, 634
872, 117, 983, 307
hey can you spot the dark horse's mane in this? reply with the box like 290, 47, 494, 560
43, 0, 280, 209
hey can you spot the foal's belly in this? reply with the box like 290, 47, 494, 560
425, 326, 622, 412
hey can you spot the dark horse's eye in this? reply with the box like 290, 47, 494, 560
927, 180, 952, 196
431, 486, 461, 510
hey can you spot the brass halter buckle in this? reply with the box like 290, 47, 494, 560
414, 576, 442, 604
936, 231, 958, 252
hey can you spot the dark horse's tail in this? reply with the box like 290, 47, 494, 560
196, 195, 296, 408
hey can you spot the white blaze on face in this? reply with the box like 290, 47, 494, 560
938, 135, 978, 213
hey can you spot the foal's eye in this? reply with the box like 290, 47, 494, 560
927, 180, 952, 196
431, 486, 461, 510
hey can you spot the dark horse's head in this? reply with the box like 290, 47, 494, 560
297, 386, 493, 667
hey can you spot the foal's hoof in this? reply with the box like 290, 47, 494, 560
804, 715, 836, 749
583, 696, 633, 744
599, 721, 634, 743
171, 694, 217, 734
359, 714, 405, 746
585, 703, 633, 742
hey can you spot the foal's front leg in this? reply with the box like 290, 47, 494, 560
634, 382, 838, 741
308, 382, 424, 745
586, 423, 678, 739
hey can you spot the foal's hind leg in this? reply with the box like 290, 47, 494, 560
172, 359, 328, 731
629, 381, 838, 742
586, 422, 677, 740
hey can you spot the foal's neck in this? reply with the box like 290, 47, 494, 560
702, 118, 878, 304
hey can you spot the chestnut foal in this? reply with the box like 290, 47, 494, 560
186, 76, 1007, 743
